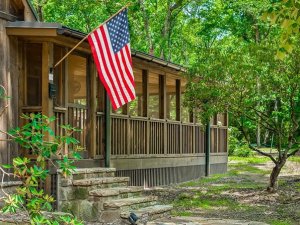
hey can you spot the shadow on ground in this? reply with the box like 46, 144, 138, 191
146, 157, 300, 225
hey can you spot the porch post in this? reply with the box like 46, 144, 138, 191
142, 70, 149, 155
88, 58, 97, 158
105, 92, 111, 167
205, 121, 211, 176
176, 79, 182, 154
41, 42, 54, 194
159, 75, 167, 154
41, 42, 54, 122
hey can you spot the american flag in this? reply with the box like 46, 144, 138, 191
88, 8, 136, 110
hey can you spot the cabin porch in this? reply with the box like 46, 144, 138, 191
5, 22, 228, 189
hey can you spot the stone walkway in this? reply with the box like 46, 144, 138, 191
147, 216, 269, 225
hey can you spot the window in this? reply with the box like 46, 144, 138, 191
148, 73, 159, 118
54, 45, 66, 107
166, 78, 176, 120
68, 54, 87, 105
181, 79, 191, 122
25, 43, 42, 106
129, 69, 143, 116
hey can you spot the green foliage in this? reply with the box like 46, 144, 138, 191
32, 0, 192, 64
262, 0, 300, 59
228, 127, 253, 157
1, 114, 83, 224
184, 0, 300, 190
268, 220, 294, 225
289, 156, 300, 163
229, 156, 271, 164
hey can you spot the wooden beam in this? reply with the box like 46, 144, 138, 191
41, 42, 54, 120
0, 11, 18, 21
159, 75, 167, 154
87, 57, 97, 158
176, 79, 181, 121
142, 70, 149, 117
97, 82, 105, 112
41, 42, 54, 195
142, 70, 150, 155
133, 57, 183, 78
159, 75, 166, 119
6, 28, 58, 37
15, 36, 91, 54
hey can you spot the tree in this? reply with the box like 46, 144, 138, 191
183, 0, 300, 191
31, 0, 194, 64
185, 35, 300, 191
262, 0, 300, 59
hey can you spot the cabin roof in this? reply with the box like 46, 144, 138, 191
6, 21, 185, 72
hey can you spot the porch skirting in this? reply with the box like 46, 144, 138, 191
115, 163, 227, 187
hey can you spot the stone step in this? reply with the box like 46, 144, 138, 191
120, 204, 173, 220
89, 186, 144, 197
72, 177, 130, 187
59, 168, 116, 180
103, 196, 158, 209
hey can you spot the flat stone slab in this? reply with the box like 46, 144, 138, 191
90, 186, 144, 197
104, 196, 157, 209
73, 177, 130, 186
121, 204, 173, 218
58, 167, 116, 174
148, 216, 270, 225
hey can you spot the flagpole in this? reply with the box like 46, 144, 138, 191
54, 3, 131, 68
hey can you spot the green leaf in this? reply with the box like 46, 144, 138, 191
2, 164, 12, 169
276, 50, 286, 60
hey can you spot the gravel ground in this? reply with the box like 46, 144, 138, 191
146, 159, 300, 225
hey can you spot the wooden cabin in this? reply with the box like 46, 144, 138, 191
0, 0, 228, 190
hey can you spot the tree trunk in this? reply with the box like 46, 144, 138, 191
268, 159, 286, 192
139, 0, 153, 54
256, 123, 261, 147
263, 130, 269, 146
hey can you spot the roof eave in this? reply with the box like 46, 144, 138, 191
6, 22, 186, 72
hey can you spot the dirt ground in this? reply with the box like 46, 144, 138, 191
147, 157, 300, 225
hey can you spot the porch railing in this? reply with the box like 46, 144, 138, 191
68, 104, 87, 149
130, 117, 147, 155
20, 107, 227, 157
96, 113, 105, 157
53, 107, 67, 137
167, 121, 180, 154
110, 115, 227, 156
149, 119, 164, 155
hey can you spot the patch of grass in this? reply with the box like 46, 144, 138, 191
295, 182, 300, 192
180, 174, 229, 187
229, 163, 269, 175
171, 210, 193, 217
180, 163, 267, 190
171, 157, 300, 225
289, 156, 300, 163
268, 219, 294, 225
174, 193, 237, 210
229, 156, 271, 164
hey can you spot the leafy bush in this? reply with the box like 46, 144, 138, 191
1, 114, 83, 224
228, 127, 253, 157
